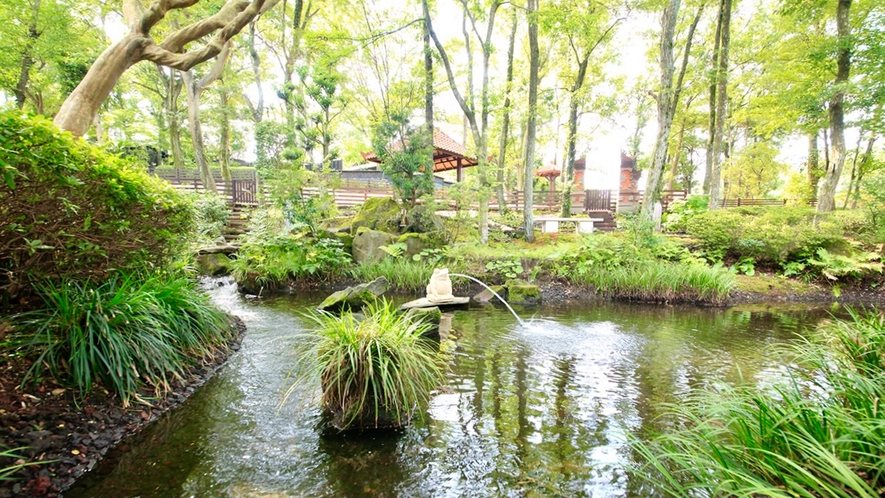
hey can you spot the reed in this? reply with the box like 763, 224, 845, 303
293, 299, 445, 430
576, 260, 734, 304
631, 309, 885, 497
350, 259, 472, 293
16, 272, 229, 405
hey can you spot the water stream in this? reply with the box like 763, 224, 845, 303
66, 281, 839, 497
449, 273, 525, 325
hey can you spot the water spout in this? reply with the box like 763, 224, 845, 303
449, 273, 525, 326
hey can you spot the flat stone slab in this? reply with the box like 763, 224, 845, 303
400, 297, 470, 310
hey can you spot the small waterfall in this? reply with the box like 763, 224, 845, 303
449, 273, 525, 326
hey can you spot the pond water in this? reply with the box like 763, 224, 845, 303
66, 281, 839, 497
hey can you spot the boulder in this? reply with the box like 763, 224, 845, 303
351, 197, 402, 235
318, 277, 390, 312
399, 233, 433, 259
352, 228, 395, 264
334, 232, 354, 254
195, 253, 232, 276
472, 285, 507, 303
504, 279, 541, 306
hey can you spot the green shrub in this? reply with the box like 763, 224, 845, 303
15, 272, 229, 405
662, 195, 709, 232
685, 207, 845, 265
292, 299, 445, 430
231, 208, 352, 287
191, 191, 231, 245
0, 112, 194, 303
631, 309, 885, 496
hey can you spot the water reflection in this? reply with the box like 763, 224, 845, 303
67, 283, 836, 497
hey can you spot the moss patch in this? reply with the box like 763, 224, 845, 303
734, 274, 818, 296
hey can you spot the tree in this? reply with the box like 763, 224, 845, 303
181, 43, 232, 194
707, 0, 731, 210
641, 0, 702, 218
816, 0, 852, 213
523, 0, 540, 242
0, 0, 100, 114
425, 0, 504, 244
540, 0, 623, 217
372, 112, 434, 207
53, 0, 279, 137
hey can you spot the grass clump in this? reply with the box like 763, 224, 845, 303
293, 299, 445, 431
14, 272, 230, 406
349, 259, 438, 293
631, 308, 885, 497
580, 260, 734, 304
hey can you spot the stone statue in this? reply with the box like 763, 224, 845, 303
426, 268, 455, 303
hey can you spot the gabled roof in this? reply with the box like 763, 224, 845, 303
361, 128, 478, 173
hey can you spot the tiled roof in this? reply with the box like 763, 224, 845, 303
362, 128, 478, 172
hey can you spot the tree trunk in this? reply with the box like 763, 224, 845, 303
219, 86, 232, 182
708, 0, 732, 211
423, 0, 434, 135
523, 0, 540, 242
807, 132, 819, 202
182, 70, 217, 194
245, 21, 265, 123
817, 0, 852, 213
496, 7, 518, 213
667, 119, 686, 190
641, 0, 681, 218
54, 35, 143, 136
849, 135, 875, 209
703, 0, 724, 195
561, 98, 580, 217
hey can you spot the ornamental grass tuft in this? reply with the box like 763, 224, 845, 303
16, 272, 230, 406
293, 299, 445, 431
631, 308, 885, 497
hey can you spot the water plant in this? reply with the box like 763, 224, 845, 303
294, 299, 445, 430
15, 272, 230, 406
631, 308, 885, 496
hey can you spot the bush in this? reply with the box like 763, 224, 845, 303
231, 208, 352, 287
631, 309, 885, 496
293, 300, 445, 430
662, 195, 709, 232
14, 272, 230, 406
0, 112, 194, 304
191, 191, 231, 245
685, 207, 845, 265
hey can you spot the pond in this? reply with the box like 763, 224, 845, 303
66, 280, 838, 497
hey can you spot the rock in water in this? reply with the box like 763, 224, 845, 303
318, 277, 391, 312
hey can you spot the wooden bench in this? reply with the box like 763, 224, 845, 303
536, 217, 604, 234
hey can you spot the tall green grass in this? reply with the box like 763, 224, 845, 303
571, 260, 735, 304
16, 273, 230, 406
631, 309, 885, 497
350, 259, 469, 293
292, 299, 445, 430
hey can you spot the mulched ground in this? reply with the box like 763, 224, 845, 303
0, 318, 245, 497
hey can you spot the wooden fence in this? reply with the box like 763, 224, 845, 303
154, 171, 810, 213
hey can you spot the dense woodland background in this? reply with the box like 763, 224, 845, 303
1, 0, 883, 219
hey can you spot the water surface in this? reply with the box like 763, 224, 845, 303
67, 281, 836, 497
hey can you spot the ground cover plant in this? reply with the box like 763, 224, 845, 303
632, 309, 885, 497
13, 272, 230, 406
292, 299, 445, 430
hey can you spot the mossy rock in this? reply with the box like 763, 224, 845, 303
351, 197, 402, 235
195, 252, 232, 276
398, 233, 436, 259
504, 279, 541, 305
352, 229, 396, 264
318, 277, 390, 312
472, 285, 507, 303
